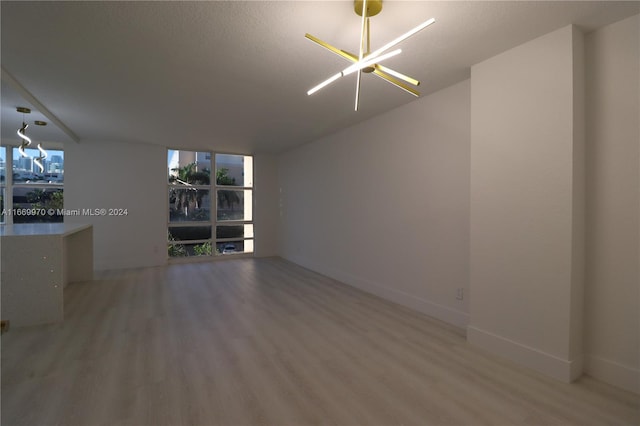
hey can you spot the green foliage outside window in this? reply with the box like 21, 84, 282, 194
215, 167, 235, 185
14, 189, 64, 223
168, 231, 186, 257
193, 241, 212, 256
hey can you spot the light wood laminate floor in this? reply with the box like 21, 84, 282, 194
2, 258, 638, 426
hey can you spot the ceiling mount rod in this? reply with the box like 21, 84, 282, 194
354, 0, 382, 17
1, 66, 80, 143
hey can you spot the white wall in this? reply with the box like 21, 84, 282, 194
468, 25, 585, 382
65, 140, 167, 270
279, 80, 471, 328
65, 141, 279, 269
253, 153, 279, 257
584, 14, 639, 394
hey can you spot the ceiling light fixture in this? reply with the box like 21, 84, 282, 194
16, 107, 32, 158
15, 107, 49, 173
306, 0, 435, 111
33, 120, 48, 173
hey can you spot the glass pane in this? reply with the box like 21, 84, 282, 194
168, 226, 212, 241
0, 186, 5, 223
0, 146, 6, 184
215, 240, 254, 255
215, 154, 252, 187
168, 241, 213, 257
12, 187, 63, 223
169, 188, 210, 222
216, 224, 253, 239
217, 189, 252, 221
12, 147, 64, 184
168, 150, 211, 184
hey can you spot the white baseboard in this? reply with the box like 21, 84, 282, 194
284, 255, 469, 330
584, 354, 640, 395
95, 255, 166, 271
467, 325, 582, 383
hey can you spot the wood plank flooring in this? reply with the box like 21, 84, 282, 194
2, 257, 638, 425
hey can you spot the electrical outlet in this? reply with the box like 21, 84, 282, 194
456, 288, 464, 300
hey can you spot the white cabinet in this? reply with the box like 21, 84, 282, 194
1, 223, 93, 327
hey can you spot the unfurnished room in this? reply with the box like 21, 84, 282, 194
0, 1, 638, 425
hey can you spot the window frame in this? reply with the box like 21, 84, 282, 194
167, 149, 254, 261
1, 143, 65, 225
0, 145, 8, 224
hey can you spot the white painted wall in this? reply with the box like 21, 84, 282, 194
65, 140, 167, 270
468, 25, 585, 382
65, 140, 279, 269
253, 153, 279, 257
279, 80, 471, 328
584, 14, 639, 394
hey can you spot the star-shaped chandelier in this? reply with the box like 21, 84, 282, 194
306, 0, 435, 111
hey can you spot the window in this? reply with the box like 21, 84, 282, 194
167, 150, 253, 258
215, 154, 254, 254
0, 146, 5, 224
168, 150, 212, 257
1, 145, 64, 224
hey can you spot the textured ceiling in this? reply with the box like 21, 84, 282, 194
1, 1, 638, 153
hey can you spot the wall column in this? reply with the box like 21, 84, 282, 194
469, 25, 585, 382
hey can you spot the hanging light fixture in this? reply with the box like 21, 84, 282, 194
15, 107, 49, 173
33, 120, 48, 173
16, 107, 32, 158
305, 0, 435, 111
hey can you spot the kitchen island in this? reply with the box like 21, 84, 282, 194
1, 223, 93, 327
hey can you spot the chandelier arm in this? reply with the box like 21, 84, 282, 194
307, 49, 402, 96
372, 69, 420, 97
341, 50, 358, 61
374, 64, 420, 86
366, 18, 435, 63
367, 18, 371, 54
342, 48, 401, 75
307, 73, 342, 96
354, 0, 367, 111
305, 34, 357, 63
355, 70, 362, 111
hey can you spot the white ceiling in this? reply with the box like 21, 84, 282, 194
1, 1, 638, 153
